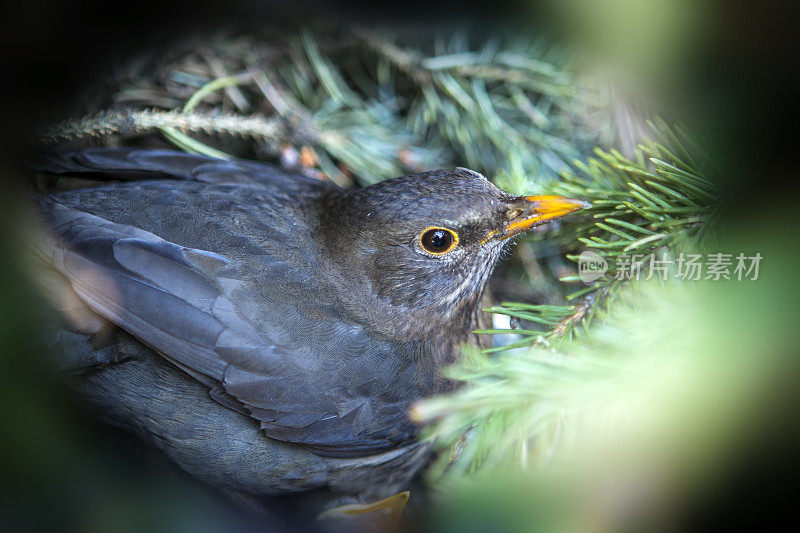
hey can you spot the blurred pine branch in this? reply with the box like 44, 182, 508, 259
36, 26, 595, 187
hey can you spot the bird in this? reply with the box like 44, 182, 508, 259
26, 148, 588, 527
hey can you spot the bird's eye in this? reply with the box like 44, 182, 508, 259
419, 227, 458, 255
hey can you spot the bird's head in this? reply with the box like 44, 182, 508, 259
319, 168, 589, 338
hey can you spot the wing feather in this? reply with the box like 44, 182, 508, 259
35, 185, 424, 457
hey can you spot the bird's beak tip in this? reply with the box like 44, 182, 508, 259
521, 194, 591, 218
496, 194, 590, 240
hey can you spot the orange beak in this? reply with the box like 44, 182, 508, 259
484, 195, 591, 242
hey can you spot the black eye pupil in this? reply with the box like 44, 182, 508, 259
421, 229, 454, 253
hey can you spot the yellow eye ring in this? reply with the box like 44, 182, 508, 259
418, 227, 459, 255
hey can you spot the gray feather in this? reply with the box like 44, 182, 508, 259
35, 155, 428, 457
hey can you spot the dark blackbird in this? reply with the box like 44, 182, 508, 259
28, 148, 587, 519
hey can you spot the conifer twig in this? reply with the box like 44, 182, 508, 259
36, 109, 285, 145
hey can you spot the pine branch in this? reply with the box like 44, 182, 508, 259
483, 118, 719, 350
364, 31, 585, 181
35, 27, 596, 187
